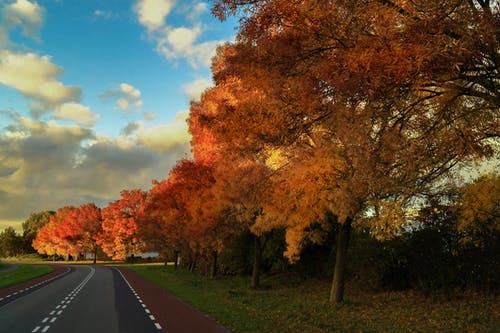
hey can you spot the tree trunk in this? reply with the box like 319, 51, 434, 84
211, 250, 218, 279
174, 250, 179, 268
93, 247, 97, 264
251, 235, 262, 289
189, 252, 198, 272
330, 218, 352, 303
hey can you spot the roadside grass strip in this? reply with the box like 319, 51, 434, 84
0, 267, 70, 306
0, 265, 55, 289
31, 267, 95, 333
128, 264, 500, 333
115, 268, 163, 331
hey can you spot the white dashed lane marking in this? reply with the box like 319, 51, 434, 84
30, 267, 95, 333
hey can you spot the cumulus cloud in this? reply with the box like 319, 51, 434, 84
53, 102, 100, 127
0, 1, 80, 118
121, 122, 141, 136
2, 0, 44, 39
0, 117, 189, 221
137, 110, 191, 153
101, 83, 144, 112
0, 50, 81, 116
182, 77, 212, 101
134, 0, 228, 69
134, 0, 174, 32
155, 26, 225, 69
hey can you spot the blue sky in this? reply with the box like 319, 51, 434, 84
0, 0, 237, 230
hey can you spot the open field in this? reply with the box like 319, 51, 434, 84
128, 264, 499, 333
0, 264, 54, 289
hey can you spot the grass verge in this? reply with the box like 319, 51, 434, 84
127, 264, 499, 333
0, 264, 54, 289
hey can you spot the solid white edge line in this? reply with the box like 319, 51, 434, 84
114, 268, 163, 331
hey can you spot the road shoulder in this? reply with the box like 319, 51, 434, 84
117, 267, 232, 333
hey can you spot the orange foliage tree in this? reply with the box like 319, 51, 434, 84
141, 159, 236, 277
206, 0, 499, 301
190, 86, 280, 285
33, 206, 81, 260
58, 203, 102, 263
98, 190, 147, 260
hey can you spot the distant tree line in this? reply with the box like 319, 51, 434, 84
2, 173, 497, 297
0, 211, 54, 257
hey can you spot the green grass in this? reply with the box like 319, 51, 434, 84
0, 264, 54, 289
127, 264, 499, 333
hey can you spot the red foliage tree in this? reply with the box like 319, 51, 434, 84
98, 190, 147, 260
58, 203, 102, 263
33, 206, 81, 260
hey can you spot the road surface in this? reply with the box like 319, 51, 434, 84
0, 266, 162, 333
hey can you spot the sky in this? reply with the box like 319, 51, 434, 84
0, 0, 238, 231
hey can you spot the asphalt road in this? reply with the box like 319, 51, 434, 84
0, 266, 162, 333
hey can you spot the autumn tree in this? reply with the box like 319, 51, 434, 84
190, 86, 281, 285
33, 206, 81, 260
142, 159, 235, 277
206, 0, 499, 302
58, 203, 102, 263
455, 173, 500, 245
32, 216, 59, 259
98, 190, 147, 260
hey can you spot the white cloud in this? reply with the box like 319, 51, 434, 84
182, 77, 212, 101
134, 0, 229, 69
0, 50, 81, 114
94, 9, 113, 20
101, 83, 144, 112
134, 0, 175, 32
186, 2, 208, 22
143, 111, 156, 121
137, 110, 190, 152
3, 0, 44, 39
53, 102, 100, 127
155, 26, 225, 69
0, 117, 190, 221
165, 25, 201, 53
15, 117, 92, 142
